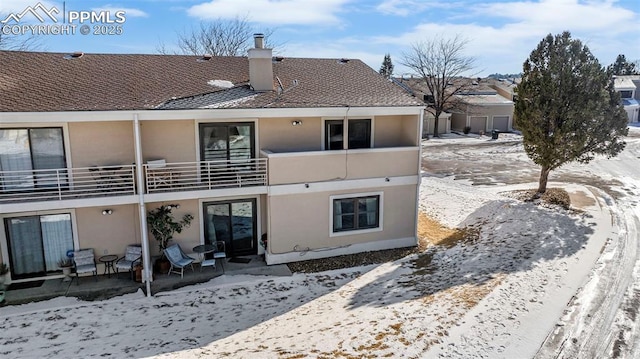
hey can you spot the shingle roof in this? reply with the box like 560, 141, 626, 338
0, 51, 422, 112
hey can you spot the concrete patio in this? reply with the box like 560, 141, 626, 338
2, 255, 292, 305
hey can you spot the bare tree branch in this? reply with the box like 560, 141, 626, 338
401, 34, 476, 137
157, 16, 279, 56
0, 21, 45, 51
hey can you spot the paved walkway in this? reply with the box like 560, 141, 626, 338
2, 256, 292, 305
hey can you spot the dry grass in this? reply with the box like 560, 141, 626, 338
511, 187, 572, 210
418, 212, 479, 249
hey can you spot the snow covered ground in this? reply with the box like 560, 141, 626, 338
1, 128, 638, 358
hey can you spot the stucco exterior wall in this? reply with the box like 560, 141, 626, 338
267, 184, 417, 255
140, 120, 196, 163
259, 117, 322, 152
74, 204, 140, 273
68, 121, 135, 168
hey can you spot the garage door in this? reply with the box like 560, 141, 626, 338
469, 116, 487, 134
493, 116, 510, 132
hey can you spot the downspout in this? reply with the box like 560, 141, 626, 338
415, 109, 424, 246
133, 114, 152, 297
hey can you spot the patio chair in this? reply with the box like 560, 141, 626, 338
213, 241, 227, 274
164, 244, 195, 278
115, 245, 142, 280
73, 249, 97, 285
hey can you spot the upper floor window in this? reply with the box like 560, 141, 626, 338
0, 128, 66, 190
619, 90, 633, 99
324, 119, 371, 150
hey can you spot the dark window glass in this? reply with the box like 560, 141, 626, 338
325, 120, 344, 150
348, 119, 371, 149
333, 195, 379, 232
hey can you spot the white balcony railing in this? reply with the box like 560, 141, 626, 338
143, 158, 268, 194
0, 165, 136, 203
0, 158, 268, 204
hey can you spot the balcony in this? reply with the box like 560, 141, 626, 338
0, 159, 268, 207
0, 165, 136, 204
142, 158, 267, 194
261, 147, 419, 185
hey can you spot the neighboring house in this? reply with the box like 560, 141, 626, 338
614, 75, 640, 123
395, 77, 513, 136
449, 79, 514, 134
0, 35, 424, 286
392, 76, 451, 137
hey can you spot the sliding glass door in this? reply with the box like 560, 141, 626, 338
0, 128, 67, 190
200, 123, 254, 162
203, 199, 257, 257
5, 214, 74, 279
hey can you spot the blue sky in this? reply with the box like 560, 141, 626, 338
2, 0, 639, 76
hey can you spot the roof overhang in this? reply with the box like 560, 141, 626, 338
0, 106, 425, 123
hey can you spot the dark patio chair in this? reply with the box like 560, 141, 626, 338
115, 245, 142, 280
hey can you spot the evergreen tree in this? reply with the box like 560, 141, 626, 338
609, 54, 639, 75
515, 32, 628, 194
379, 53, 394, 79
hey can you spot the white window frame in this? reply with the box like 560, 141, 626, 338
329, 191, 383, 237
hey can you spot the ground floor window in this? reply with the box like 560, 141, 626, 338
4, 213, 74, 279
332, 194, 380, 233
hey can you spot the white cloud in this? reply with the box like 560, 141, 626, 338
0, 0, 59, 15
371, 0, 640, 75
93, 5, 149, 18
186, 0, 350, 25
375, 0, 455, 16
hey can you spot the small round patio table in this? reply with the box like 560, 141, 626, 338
99, 254, 119, 278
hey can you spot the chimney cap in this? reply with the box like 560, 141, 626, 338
253, 33, 265, 49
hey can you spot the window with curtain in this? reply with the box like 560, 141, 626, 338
332, 195, 380, 232
5, 213, 74, 278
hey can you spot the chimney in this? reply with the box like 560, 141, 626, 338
248, 33, 273, 91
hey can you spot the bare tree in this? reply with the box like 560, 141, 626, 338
157, 16, 277, 56
0, 21, 44, 50
401, 35, 476, 137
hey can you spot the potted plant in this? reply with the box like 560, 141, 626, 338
147, 204, 193, 273
58, 258, 73, 282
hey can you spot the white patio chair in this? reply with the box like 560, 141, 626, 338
72, 249, 97, 285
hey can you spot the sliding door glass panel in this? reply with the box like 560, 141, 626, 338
231, 201, 255, 253
348, 119, 371, 149
206, 204, 231, 249
200, 123, 255, 162
40, 214, 73, 272
6, 216, 45, 276
325, 120, 344, 150
204, 200, 257, 257
0, 129, 34, 189
30, 128, 67, 187
202, 125, 229, 162
229, 125, 252, 161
